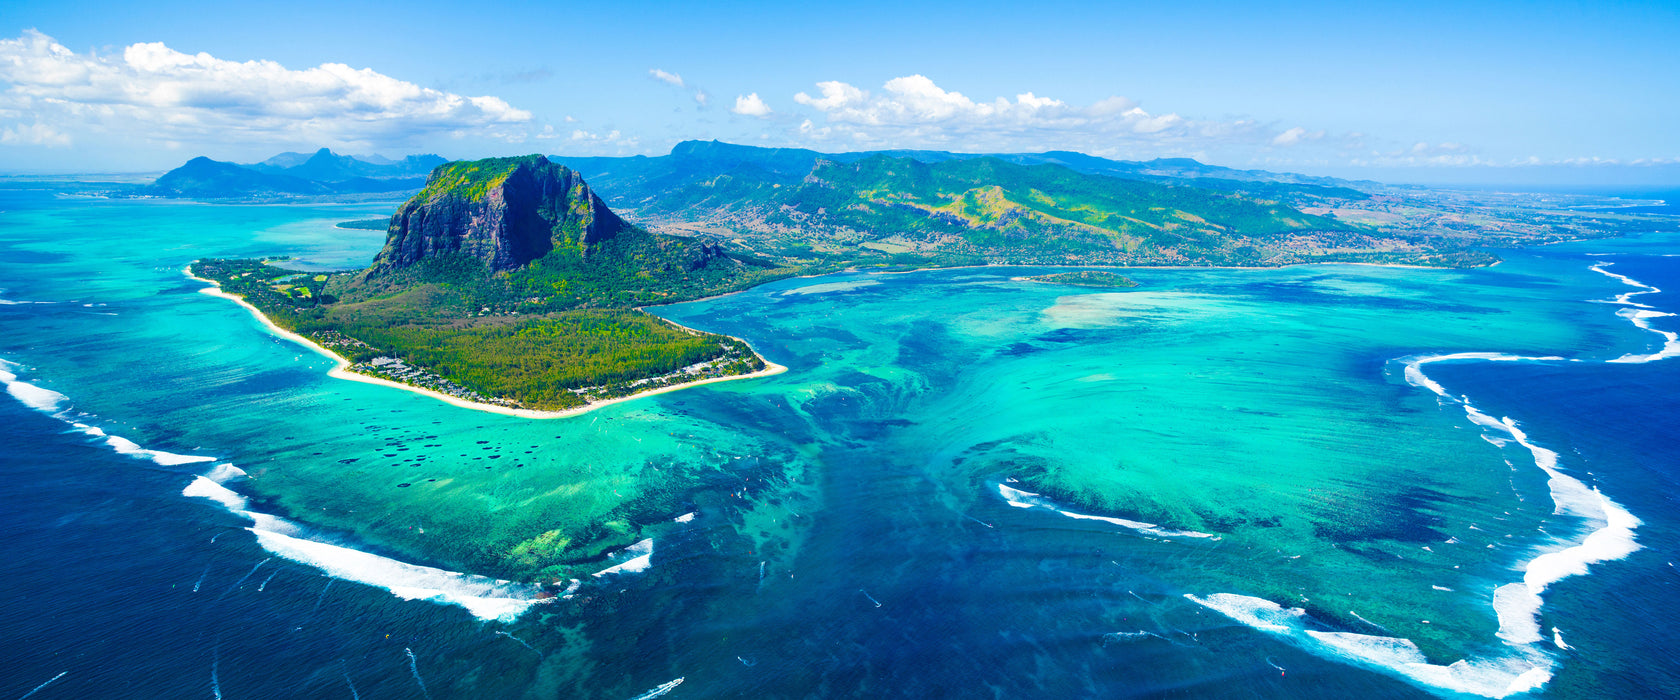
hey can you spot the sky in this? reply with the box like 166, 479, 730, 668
1, 0, 1677, 186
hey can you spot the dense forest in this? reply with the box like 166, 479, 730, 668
191, 258, 766, 411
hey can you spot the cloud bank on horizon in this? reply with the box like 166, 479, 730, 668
0, 28, 1674, 184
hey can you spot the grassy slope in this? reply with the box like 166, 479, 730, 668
636, 155, 1390, 265
190, 154, 794, 411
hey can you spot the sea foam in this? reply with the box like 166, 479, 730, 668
1187, 593, 1552, 698
105, 434, 217, 466
592, 538, 655, 577
997, 483, 1217, 539
1607, 309, 1680, 363
1593, 263, 1679, 362
253, 529, 539, 622
178, 467, 540, 621
1195, 261, 1668, 697
0, 360, 68, 412
0, 357, 543, 623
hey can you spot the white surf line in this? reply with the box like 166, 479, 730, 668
1607, 308, 1680, 363
592, 539, 654, 577
1590, 262, 1660, 307
1190, 263, 1673, 698
1592, 263, 1680, 362
0, 357, 545, 623
996, 483, 1219, 540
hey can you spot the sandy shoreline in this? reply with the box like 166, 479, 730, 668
184, 268, 787, 420
185, 255, 1446, 419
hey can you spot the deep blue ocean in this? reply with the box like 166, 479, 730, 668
1, 188, 1678, 699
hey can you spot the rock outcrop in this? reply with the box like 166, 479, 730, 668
372, 155, 628, 274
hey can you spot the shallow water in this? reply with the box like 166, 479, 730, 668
2, 189, 1677, 698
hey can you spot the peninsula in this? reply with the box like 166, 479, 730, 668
185, 146, 1671, 415
190, 155, 792, 413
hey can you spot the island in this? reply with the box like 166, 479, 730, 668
1017, 270, 1140, 288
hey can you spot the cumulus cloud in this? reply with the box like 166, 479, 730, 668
1271, 127, 1325, 147
694, 89, 709, 107
566, 127, 638, 149
0, 30, 532, 150
0, 121, 69, 146
732, 92, 772, 117
786, 74, 1275, 155
648, 68, 685, 88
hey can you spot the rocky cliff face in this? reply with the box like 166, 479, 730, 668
371, 155, 627, 274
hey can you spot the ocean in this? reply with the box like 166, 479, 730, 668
1, 187, 1677, 698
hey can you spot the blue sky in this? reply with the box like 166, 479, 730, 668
2, 0, 1677, 185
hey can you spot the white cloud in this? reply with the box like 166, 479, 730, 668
0, 30, 531, 150
558, 125, 641, 156
793, 80, 868, 111
732, 92, 772, 117
1271, 126, 1325, 146
648, 68, 685, 88
0, 121, 69, 146
785, 74, 1274, 155
568, 128, 636, 146
694, 89, 709, 107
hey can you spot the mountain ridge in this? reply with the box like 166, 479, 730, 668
148, 148, 441, 199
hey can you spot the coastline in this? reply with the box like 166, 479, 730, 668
184, 268, 787, 420
870, 260, 1461, 277
183, 255, 1452, 420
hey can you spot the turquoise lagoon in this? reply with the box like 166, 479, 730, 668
1, 188, 1677, 698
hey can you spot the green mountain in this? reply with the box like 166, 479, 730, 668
150, 150, 438, 199
152, 156, 331, 197
552, 139, 1375, 201
628, 153, 1405, 266
553, 141, 1504, 268
192, 155, 788, 411
351, 155, 781, 308
253, 147, 446, 181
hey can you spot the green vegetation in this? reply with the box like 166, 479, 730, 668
191, 253, 769, 411
619, 154, 1491, 267
414, 157, 528, 203
1020, 270, 1140, 288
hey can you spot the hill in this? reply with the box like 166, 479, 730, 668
251, 148, 446, 181
149, 149, 439, 199
191, 155, 792, 412
153, 156, 330, 198
552, 140, 1375, 201
596, 151, 1489, 267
